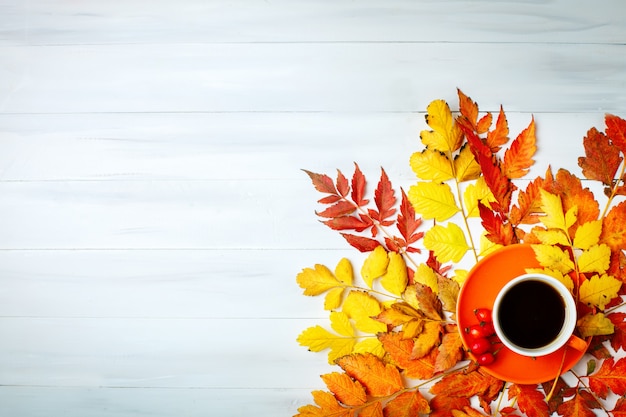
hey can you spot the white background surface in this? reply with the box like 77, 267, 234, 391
1, 1, 625, 416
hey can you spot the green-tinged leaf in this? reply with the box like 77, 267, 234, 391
578, 244, 611, 274
408, 182, 460, 222
410, 149, 454, 182
579, 274, 622, 310
578, 312, 615, 338
425, 223, 470, 263
574, 220, 602, 250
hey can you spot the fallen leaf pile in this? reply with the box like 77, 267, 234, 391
295, 90, 626, 416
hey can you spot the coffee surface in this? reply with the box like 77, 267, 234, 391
498, 280, 565, 349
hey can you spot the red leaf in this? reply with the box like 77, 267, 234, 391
371, 168, 396, 224
351, 163, 369, 206
612, 396, 626, 417
396, 189, 423, 245
322, 216, 370, 232
556, 390, 599, 417
478, 202, 515, 246
508, 384, 550, 417
336, 169, 350, 197
485, 106, 509, 152
606, 113, 626, 154
578, 127, 622, 185
304, 169, 338, 194
341, 233, 380, 252
588, 357, 626, 398
316, 200, 357, 218
318, 194, 342, 204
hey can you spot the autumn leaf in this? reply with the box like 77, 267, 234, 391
543, 168, 599, 230
431, 368, 504, 400
577, 244, 611, 274
613, 396, 626, 417
600, 200, 626, 250
556, 390, 600, 417
437, 274, 460, 313
378, 332, 437, 379
421, 99, 463, 153
578, 126, 622, 185
608, 312, 626, 352
380, 252, 408, 296
394, 189, 424, 251
297, 264, 342, 296
606, 113, 626, 153
412, 321, 442, 359
531, 244, 575, 274
296, 390, 352, 417
403, 283, 443, 321
320, 372, 367, 406
587, 357, 626, 399
478, 203, 515, 246
429, 395, 471, 417
454, 144, 482, 182
424, 223, 470, 263
508, 384, 550, 417
341, 233, 380, 252
510, 174, 545, 225
343, 290, 387, 334
370, 168, 397, 228
324, 287, 345, 311
408, 181, 460, 222
410, 149, 454, 182
463, 177, 495, 218
525, 267, 573, 291
539, 189, 572, 231
413, 263, 438, 294
577, 312, 614, 338
485, 106, 509, 152
297, 320, 356, 364
573, 220, 602, 250
337, 353, 403, 397
351, 163, 369, 206
359, 402, 383, 417
579, 273, 622, 309
361, 245, 389, 288
434, 329, 464, 373
533, 229, 570, 247
353, 337, 386, 359
384, 390, 430, 416
503, 117, 536, 179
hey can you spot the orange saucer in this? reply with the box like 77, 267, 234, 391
456, 244, 586, 384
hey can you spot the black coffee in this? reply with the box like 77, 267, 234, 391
498, 280, 565, 349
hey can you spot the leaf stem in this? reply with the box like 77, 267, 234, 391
452, 176, 479, 263
601, 157, 626, 219
569, 369, 612, 415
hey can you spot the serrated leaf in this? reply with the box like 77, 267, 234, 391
337, 353, 404, 397
533, 229, 570, 246
320, 372, 367, 407
579, 273, 622, 309
299, 390, 352, 417
525, 267, 574, 291
324, 287, 345, 310
384, 390, 430, 416
557, 391, 599, 417
413, 263, 439, 294
508, 384, 550, 417
431, 368, 503, 399
412, 321, 442, 359
380, 252, 408, 296
454, 144, 481, 182
379, 332, 437, 379
403, 283, 443, 321
588, 357, 626, 399
540, 189, 567, 231
578, 244, 611, 274
434, 329, 464, 373
464, 177, 495, 218
361, 245, 389, 288
577, 312, 615, 338
330, 311, 355, 337
600, 201, 626, 250
486, 106, 510, 152
297, 264, 342, 296
420, 99, 463, 153
503, 117, 537, 179
353, 337, 385, 358
408, 182, 460, 222
297, 325, 356, 364
424, 223, 470, 263
578, 126, 622, 185
343, 291, 387, 334
574, 220, 602, 250
531, 244, 575, 274
410, 149, 454, 182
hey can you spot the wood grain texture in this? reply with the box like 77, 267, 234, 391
1, 1, 624, 415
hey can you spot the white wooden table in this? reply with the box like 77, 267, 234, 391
0, 1, 625, 415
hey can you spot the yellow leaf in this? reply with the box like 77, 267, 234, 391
412, 321, 442, 359
579, 273, 622, 309
381, 252, 408, 296
525, 267, 574, 291
479, 233, 502, 257
408, 182, 460, 222
361, 245, 389, 288
335, 258, 354, 286
577, 244, 611, 274
453, 269, 469, 286
414, 264, 439, 294
424, 223, 470, 263
324, 287, 345, 310
420, 99, 463, 153
297, 264, 341, 296
565, 205, 578, 229
577, 312, 615, 338
343, 291, 387, 334
330, 311, 354, 337
297, 325, 356, 364
463, 177, 495, 218
454, 144, 481, 182
540, 189, 567, 231
573, 220, 602, 250
410, 149, 454, 182
531, 244, 575, 274
353, 337, 386, 358
533, 229, 571, 246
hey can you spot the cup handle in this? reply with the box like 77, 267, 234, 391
566, 335, 588, 352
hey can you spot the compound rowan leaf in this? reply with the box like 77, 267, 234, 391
434, 329, 463, 373
361, 245, 389, 288
380, 252, 408, 296
606, 113, 626, 153
574, 220, 602, 250
321, 372, 367, 407
588, 357, 626, 399
557, 390, 599, 417
410, 149, 454, 182
384, 390, 430, 417
454, 144, 482, 182
579, 273, 622, 310
370, 168, 396, 225
343, 291, 387, 334
577, 244, 611, 274
408, 182, 460, 221
424, 223, 470, 263
337, 353, 403, 397
508, 384, 550, 417
297, 264, 342, 296
577, 312, 614, 338
503, 117, 536, 179
578, 127, 622, 185
421, 99, 463, 153
531, 244, 575, 274
600, 201, 626, 250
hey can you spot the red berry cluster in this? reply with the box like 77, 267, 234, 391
464, 308, 499, 366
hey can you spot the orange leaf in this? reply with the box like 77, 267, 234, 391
485, 106, 509, 152
403, 283, 443, 321
320, 372, 367, 407
359, 401, 383, 417
337, 354, 403, 397
351, 163, 369, 206
600, 201, 626, 250
304, 170, 338, 195
478, 202, 516, 246
434, 329, 464, 373
556, 390, 599, 417
503, 117, 537, 179
578, 126, 622, 185
296, 390, 353, 417
430, 368, 502, 399
613, 396, 626, 417
378, 332, 436, 380
608, 312, 626, 352
588, 357, 626, 399
508, 384, 550, 417
429, 395, 471, 417
510, 174, 545, 225
384, 391, 430, 417
606, 113, 626, 154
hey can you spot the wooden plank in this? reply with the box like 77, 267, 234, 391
1, 43, 625, 114
0, 386, 319, 417
0, 317, 331, 389
0, 249, 352, 319
0, 0, 623, 45
0, 112, 605, 181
